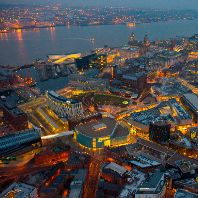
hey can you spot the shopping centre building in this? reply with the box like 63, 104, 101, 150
74, 116, 130, 149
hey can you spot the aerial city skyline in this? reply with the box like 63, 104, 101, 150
0, 1, 198, 198
1, 0, 198, 9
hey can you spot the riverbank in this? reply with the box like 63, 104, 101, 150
0, 19, 198, 65
1, 18, 197, 35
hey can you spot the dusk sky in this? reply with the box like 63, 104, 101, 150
1, 0, 198, 9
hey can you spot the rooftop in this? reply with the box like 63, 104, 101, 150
0, 97, 25, 116
103, 162, 128, 177
139, 172, 164, 190
167, 153, 198, 174
129, 154, 161, 168
47, 90, 79, 104
129, 98, 191, 126
0, 128, 41, 152
122, 72, 145, 81
75, 117, 129, 138
137, 138, 175, 157
0, 182, 37, 198
174, 189, 198, 198
183, 93, 198, 112
119, 169, 146, 197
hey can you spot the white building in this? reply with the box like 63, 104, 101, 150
0, 182, 38, 198
46, 90, 83, 118
135, 172, 166, 198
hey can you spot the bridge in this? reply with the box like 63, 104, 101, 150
41, 131, 74, 140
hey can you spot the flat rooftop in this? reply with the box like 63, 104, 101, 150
183, 93, 198, 111
167, 153, 198, 174
103, 162, 127, 177
130, 98, 191, 126
0, 97, 25, 116
111, 124, 129, 139
0, 182, 36, 198
139, 171, 164, 190
137, 138, 175, 157
129, 154, 161, 168
75, 117, 129, 138
174, 189, 198, 198
122, 72, 145, 81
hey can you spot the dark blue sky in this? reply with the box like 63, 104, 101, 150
1, 0, 198, 9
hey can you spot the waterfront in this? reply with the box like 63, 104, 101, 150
1, 19, 198, 66
1, 2, 198, 197
18, 65, 69, 92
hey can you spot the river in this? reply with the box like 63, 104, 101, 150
1, 19, 198, 66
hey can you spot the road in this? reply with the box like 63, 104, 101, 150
83, 155, 105, 198
0, 155, 67, 187
41, 131, 74, 140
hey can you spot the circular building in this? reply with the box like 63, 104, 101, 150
74, 117, 130, 149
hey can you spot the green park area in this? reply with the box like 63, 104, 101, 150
73, 93, 129, 107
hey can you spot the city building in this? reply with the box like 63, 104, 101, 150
128, 154, 161, 171
142, 34, 151, 54
101, 162, 128, 185
174, 178, 198, 195
0, 182, 38, 198
128, 98, 192, 133
188, 51, 198, 60
0, 127, 41, 156
174, 189, 198, 198
48, 53, 81, 64
74, 116, 130, 149
68, 169, 88, 198
75, 53, 94, 70
121, 72, 147, 93
36, 61, 56, 81
181, 93, 198, 123
34, 144, 70, 165
150, 51, 187, 68
130, 138, 175, 164
40, 170, 69, 198
188, 126, 198, 140
149, 121, 171, 143
152, 78, 190, 100
128, 32, 139, 47
35, 60, 69, 81
117, 47, 140, 60
119, 169, 146, 198
0, 97, 28, 131
68, 74, 108, 91
36, 107, 59, 132
135, 172, 166, 198
46, 90, 83, 118
111, 64, 118, 79
66, 152, 91, 170
166, 152, 198, 178
75, 53, 97, 70
97, 180, 122, 197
